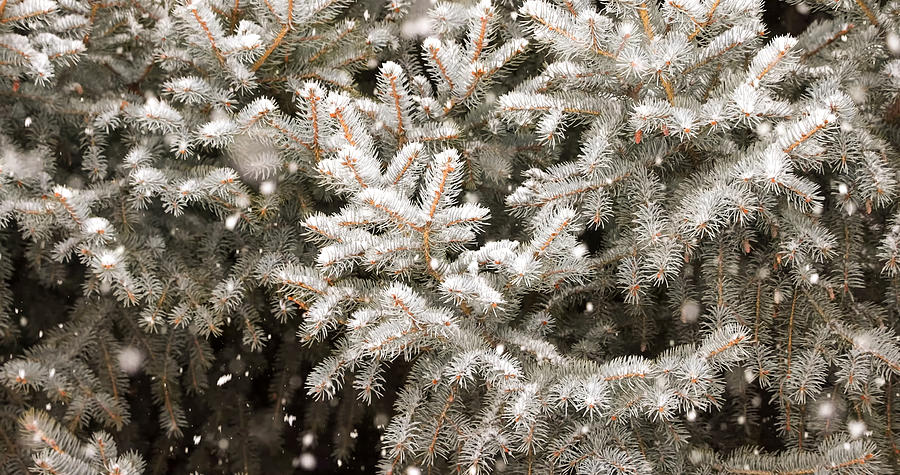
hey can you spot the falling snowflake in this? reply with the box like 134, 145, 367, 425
117, 346, 144, 375
681, 300, 701, 323
848, 420, 867, 438
225, 214, 240, 230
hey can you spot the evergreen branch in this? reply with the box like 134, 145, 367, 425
188, 3, 225, 66
800, 23, 855, 61
637, 2, 654, 40
853, 0, 879, 26
687, 0, 721, 40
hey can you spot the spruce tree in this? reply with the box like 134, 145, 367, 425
1, 0, 900, 473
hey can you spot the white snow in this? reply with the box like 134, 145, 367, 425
817, 400, 835, 418
401, 17, 430, 39
848, 420, 866, 438
680, 300, 700, 323
888, 32, 900, 55
259, 180, 276, 195
117, 346, 144, 375
571, 243, 588, 258
225, 214, 240, 230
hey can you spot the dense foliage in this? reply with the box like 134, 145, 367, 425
2, 0, 900, 473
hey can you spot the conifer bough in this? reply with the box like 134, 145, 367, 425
1, 0, 899, 473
